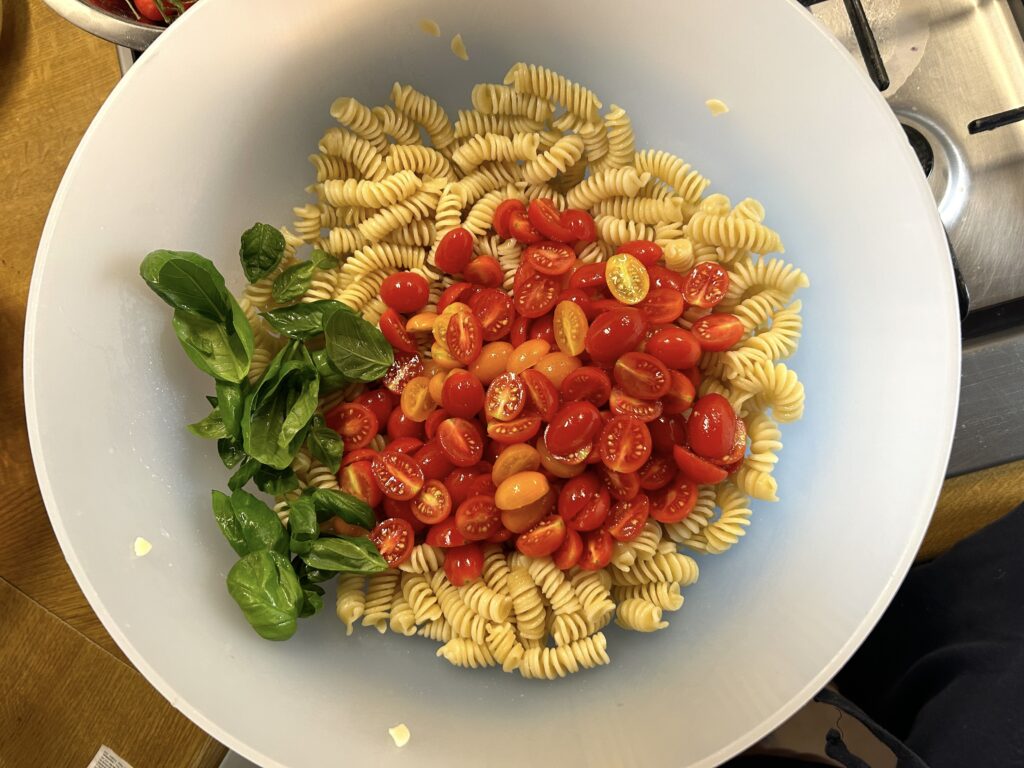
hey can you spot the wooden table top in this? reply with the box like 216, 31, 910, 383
1, 2, 1022, 765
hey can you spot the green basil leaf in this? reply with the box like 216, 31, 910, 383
241, 343, 319, 469
261, 300, 347, 340
271, 248, 334, 304
298, 585, 324, 618
228, 456, 260, 491
140, 250, 231, 321
215, 380, 244, 438
212, 490, 247, 556
188, 408, 228, 439
170, 294, 253, 383
239, 223, 286, 283
228, 489, 288, 556
324, 308, 394, 382
302, 536, 387, 574
217, 437, 246, 468
226, 550, 302, 641
292, 555, 335, 584
309, 488, 375, 528
307, 421, 343, 474
312, 349, 352, 393
253, 465, 299, 495
287, 495, 319, 555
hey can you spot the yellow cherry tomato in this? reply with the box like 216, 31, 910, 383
431, 342, 461, 370
553, 300, 588, 356
534, 351, 581, 387
492, 443, 542, 486
428, 371, 448, 404
494, 470, 550, 511
406, 312, 438, 333
400, 376, 436, 422
536, 436, 586, 479
421, 358, 443, 378
506, 338, 551, 374
471, 341, 514, 384
606, 252, 650, 305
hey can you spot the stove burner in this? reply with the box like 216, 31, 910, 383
902, 123, 934, 176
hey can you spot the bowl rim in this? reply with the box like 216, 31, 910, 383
41, 0, 163, 49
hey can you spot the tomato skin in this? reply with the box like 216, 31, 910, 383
552, 527, 583, 569
387, 436, 423, 454
411, 479, 453, 524
469, 288, 513, 341
545, 402, 602, 455
598, 464, 641, 501
325, 402, 379, 451
568, 262, 607, 292
527, 199, 575, 243
509, 314, 530, 347
525, 241, 576, 276
609, 387, 664, 422
464, 255, 503, 288
437, 417, 484, 467
340, 460, 383, 507
578, 529, 614, 570
379, 308, 418, 354
340, 447, 379, 468
647, 264, 686, 293
529, 314, 556, 345
424, 408, 449, 440
613, 352, 671, 400
558, 473, 612, 532
493, 199, 526, 239
369, 518, 416, 567
537, 435, 587, 479
444, 543, 485, 586
637, 287, 685, 324
381, 271, 430, 313
646, 327, 702, 370
487, 416, 542, 444
683, 262, 730, 308
556, 288, 595, 320
560, 366, 612, 407
585, 308, 648, 364
520, 369, 560, 421
444, 466, 487, 507
514, 271, 560, 319
672, 444, 729, 484
616, 240, 663, 267
500, 489, 555, 533
662, 371, 697, 415
682, 366, 702, 390
686, 394, 737, 459
485, 371, 526, 422
638, 456, 677, 491
561, 209, 596, 245
438, 282, 476, 314
486, 526, 516, 544
515, 515, 568, 558
650, 477, 699, 523
598, 416, 653, 474
711, 417, 747, 466
426, 517, 469, 548
135, 0, 165, 21
509, 210, 543, 245
414, 440, 455, 481
440, 370, 485, 419
354, 389, 395, 428
454, 495, 503, 541
382, 352, 424, 394
387, 408, 425, 440
371, 451, 425, 500
446, 310, 483, 365
692, 313, 745, 352
400, 376, 436, 422
434, 227, 474, 274
650, 414, 688, 456
605, 494, 651, 541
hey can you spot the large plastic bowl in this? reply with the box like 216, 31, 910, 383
24, 0, 960, 765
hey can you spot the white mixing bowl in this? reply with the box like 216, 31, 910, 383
24, 0, 960, 765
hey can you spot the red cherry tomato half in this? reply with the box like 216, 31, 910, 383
434, 227, 474, 274
638, 456, 677, 491
381, 497, 425, 532
443, 543, 485, 586
425, 517, 469, 548
454, 495, 503, 541
558, 473, 612, 532
424, 409, 449, 440
509, 210, 543, 245
437, 281, 477, 314
386, 436, 423, 454
411, 479, 453, 524
444, 466, 487, 507
446, 311, 483, 365
437, 417, 484, 467
647, 264, 686, 292
520, 368, 560, 421
414, 440, 455, 481
584, 308, 648, 364
598, 464, 641, 502
464, 255, 503, 288
485, 371, 526, 422
662, 371, 697, 415
569, 262, 607, 292
527, 198, 575, 243
486, 526, 516, 544
598, 416, 653, 474
650, 477, 699, 523
487, 416, 542, 444
469, 287, 514, 341
613, 352, 671, 401
340, 460, 383, 507
692, 313, 745, 352
514, 271, 560, 319
605, 494, 651, 541
515, 515, 568, 558
369, 518, 415, 567
556, 288, 595, 320
649, 414, 688, 455
561, 209, 596, 245
637, 287, 685, 324
493, 199, 526, 240
382, 352, 423, 394
672, 444, 729, 484
646, 327, 703, 370
682, 366, 703, 390
354, 389, 395, 428
529, 314, 555, 345
616, 240, 663, 267
686, 394, 737, 459
325, 402, 379, 450
545, 401, 602, 456
380, 271, 430, 313
340, 447, 379, 468
441, 370, 485, 419
683, 262, 730, 308
552, 527, 583, 570
465, 472, 497, 499
711, 417, 747, 466
578, 528, 614, 570
371, 451, 425, 500
609, 387, 664, 422
379, 308, 418, 354
387, 407, 425, 440
509, 313, 530, 347
525, 241, 576, 276
560, 366, 612, 407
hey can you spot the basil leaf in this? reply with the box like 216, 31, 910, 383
241, 343, 319, 469
239, 223, 285, 283
270, 250, 334, 304
324, 308, 394, 382
212, 490, 247, 556
228, 456, 260, 491
188, 408, 228, 439
228, 489, 288, 556
287, 495, 319, 555
261, 300, 348, 340
292, 556, 335, 585
253, 465, 299, 495
309, 488, 375, 528
298, 585, 324, 618
302, 536, 387, 574
215, 380, 244, 438
217, 437, 246, 468
312, 349, 351, 393
170, 295, 253, 383
306, 418, 343, 473
226, 550, 302, 641
140, 250, 231, 321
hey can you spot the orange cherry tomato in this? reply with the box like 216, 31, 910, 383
605, 494, 651, 541
406, 311, 438, 334
605, 252, 650, 305
485, 371, 526, 422
527, 198, 575, 243
446, 311, 483, 365
325, 402, 379, 451
371, 450, 425, 500
520, 368, 560, 421
491, 444, 542, 485
650, 477, 699, 523
434, 227, 473, 274
400, 376, 436, 422
443, 543, 485, 586
437, 417, 484, 467
515, 515, 567, 558
598, 416, 652, 474
560, 366, 612, 407
552, 527, 584, 570
471, 341, 514, 384
411, 479, 452, 524
616, 240, 663, 267
534, 351, 581, 388
683, 262, 730, 308
428, 371, 448, 404
553, 300, 588, 356
609, 387, 664, 422
692, 313, 745, 352
662, 371, 697, 415
487, 416, 542, 444
493, 199, 526, 239
525, 242, 577, 276
613, 352, 671, 401
340, 460, 382, 507
454, 495, 503, 541
441, 370, 485, 419
494, 470, 550, 510
578, 528, 614, 570
369, 518, 415, 567
500, 489, 556, 533
506, 338, 551, 374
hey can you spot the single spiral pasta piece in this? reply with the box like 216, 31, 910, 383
367, 433, 387, 452
615, 598, 668, 632
247, 345, 277, 386
453, 110, 544, 139
552, 112, 609, 165
551, 612, 590, 647
593, 214, 656, 246
437, 637, 497, 669
634, 149, 710, 203
482, 545, 512, 595
292, 202, 324, 242
470, 83, 554, 123
401, 572, 443, 624
330, 97, 388, 153
464, 185, 523, 237
524, 557, 583, 615
600, 104, 635, 170
418, 618, 453, 642
610, 520, 663, 571
663, 238, 696, 274
692, 483, 753, 555
731, 288, 788, 331
569, 568, 615, 625
334, 272, 387, 312
452, 132, 540, 173
734, 360, 805, 423
399, 544, 445, 574
430, 570, 487, 644
498, 243, 523, 291
697, 373, 758, 415
522, 134, 585, 185
504, 62, 602, 122
383, 219, 436, 247
664, 485, 717, 543
590, 195, 681, 224
356, 181, 444, 241
304, 459, 340, 491
460, 580, 513, 623
735, 464, 779, 502
508, 566, 546, 641
609, 552, 700, 587
700, 193, 732, 216
389, 592, 418, 636
322, 170, 422, 209
522, 183, 567, 209
551, 157, 588, 194
391, 82, 456, 151
340, 244, 426, 284
309, 153, 360, 183
318, 127, 386, 181
519, 634, 610, 679
335, 574, 366, 636
687, 211, 784, 255
612, 581, 684, 612
383, 145, 455, 180
361, 571, 399, 633
732, 197, 767, 223
486, 622, 526, 673
726, 256, 810, 303
371, 105, 422, 146
458, 162, 521, 205
565, 166, 648, 209
429, 183, 466, 250
361, 296, 389, 326
325, 226, 368, 255
739, 300, 802, 360
746, 411, 783, 474
576, 240, 613, 265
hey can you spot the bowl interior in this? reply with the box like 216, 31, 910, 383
25, 0, 959, 766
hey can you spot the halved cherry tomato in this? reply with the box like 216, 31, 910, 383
325, 402, 379, 450
514, 271, 559, 318
616, 240, 663, 267
537, 435, 587, 479
382, 352, 424, 394
494, 470, 549, 510
509, 314, 530, 347
387, 436, 423, 454
637, 287, 685, 324
465, 255, 503, 288
465, 471, 497, 499
444, 466, 487, 507
527, 198, 575, 243
650, 477, 698, 523
578, 528, 614, 570
682, 366, 702, 389
381, 497, 424, 531
400, 376, 436, 422
471, 341, 514, 384
486, 526, 516, 544
324, 516, 370, 539
411, 479, 452, 524
426, 517, 469, 548
340, 460, 383, 507
561, 209, 596, 245
424, 408, 449, 439
552, 527, 583, 570
692, 313, 745, 352
605, 494, 651, 541
440, 370, 485, 419
500, 489, 555, 533
381, 271, 430, 313
493, 199, 526, 239
414, 440, 454, 481
437, 417, 484, 467
598, 465, 640, 501
341, 447, 379, 468
534, 351, 581, 388
638, 456, 676, 491
545, 401, 602, 455
509, 210, 543, 245
515, 515, 567, 557
662, 371, 697, 415
585, 308, 647, 364
444, 543, 485, 586
506, 338, 550, 373
446, 311, 483, 365
529, 314, 555, 345
605, 252, 650, 305
371, 451, 425, 500
647, 264, 686, 292
455, 495, 503, 541
553, 300, 588, 356
672, 444, 729, 484
354, 389, 395, 428
609, 387, 664, 422
569, 262, 607, 291
598, 416, 652, 474
485, 371, 526, 421
650, 414, 688, 455
492, 443, 542, 485
434, 227, 474, 274
613, 352, 671, 401
710, 417, 747, 466
520, 368, 560, 421
560, 366, 612, 407
369, 518, 415, 567
646, 327, 702, 370
558, 473, 611, 532
469, 287, 513, 341
437, 281, 476, 314
686, 394, 737, 459
557, 288, 595, 320
684, 262, 730, 308
379, 307, 418, 354
488, 416, 542, 444
525, 241, 576, 276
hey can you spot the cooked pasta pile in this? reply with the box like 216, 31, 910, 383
235, 63, 808, 678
